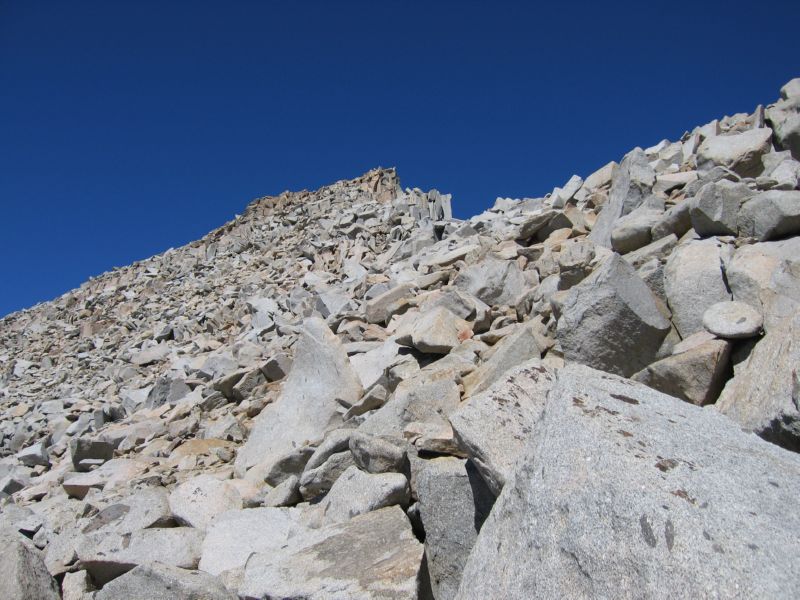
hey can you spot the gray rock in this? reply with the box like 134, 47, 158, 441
62, 570, 94, 600
0, 532, 60, 600
632, 336, 732, 405
298, 450, 356, 499
78, 526, 204, 586
621, 233, 677, 270
310, 465, 410, 526
96, 563, 237, 600
16, 441, 49, 467
349, 339, 402, 393
453, 257, 525, 306
557, 239, 596, 289
349, 432, 407, 474
235, 317, 362, 476
146, 376, 191, 408
780, 77, 800, 100
359, 377, 461, 437
690, 179, 755, 237
263, 445, 315, 486
664, 238, 732, 338
417, 458, 495, 600
304, 429, 354, 472
62, 458, 149, 499
409, 306, 469, 354
610, 208, 662, 254
696, 127, 773, 177
263, 475, 302, 507
726, 237, 800, 331
450, 360, 556, 495
702, 301, 763, 338
82, 487, 173, 534
650, 200, 693, 241
199, 507, 307, 578
589, 148, 655, 247
458, 364, 800, 600
70, 437, 115, 472
168, 475, 243, 530
462, 321, 543, 397
241, 506, 424, 600
737, 190, 800, 241
715, 310, 800, 451
262, 353, 292, 382
557, 254, 670, 377
766, 95, 800, 160
365, 283, 415, 324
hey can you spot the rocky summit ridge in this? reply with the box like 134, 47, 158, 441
1, 79, 800, 599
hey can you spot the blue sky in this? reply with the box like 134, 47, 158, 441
1, 1, 799, 317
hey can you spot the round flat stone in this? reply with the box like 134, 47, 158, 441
702, 301, 763, 339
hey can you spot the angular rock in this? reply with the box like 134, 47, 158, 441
690, 179, 755, 237
78, 527, 204, 586
199, 507, 307, 578
737, 190, 800, 241
589, 148, 655, 247
416, 458, 495, 600
168, 475, 243, 530
453, 257, 525, 306
450, 359, 556, 495
359, 377, 461, 437
262, 476, 302, 508
632, 336, 732, 405
0, 533, 60, 600
702, 301, 763, 338
70, 437, 115, 472
298, 450, 356, 499
458, 364, 800, 600
365, 283, 415, 324
16, 441, 49, 467
664, 238, 732, 338
610, 208, 662, 254
235, 317, 362, 476
557, 254, 670, 377
349, 432, 407, 474
696, 127, 773, 177
766, 94, 800, 160
96, 563, 237, 600
408, 306, 469, 354
310, 465, 410, 526
462, 321, 543, 397
62, 458, 149, 500
726, 237, 800, 331
241, 507, 424, 600
715, 310, 800, 451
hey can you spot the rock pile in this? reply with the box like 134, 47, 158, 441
1, 79, 800, 599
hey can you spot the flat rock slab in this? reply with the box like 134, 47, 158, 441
169, 475, 243, 530
235, 317, 362, 476
457, 364, 800, 600
450, 359, 556, 495
96, 563, 237, 600
240, 506, 424, 600
702, 301, 763, 338
199, 507, 308, 578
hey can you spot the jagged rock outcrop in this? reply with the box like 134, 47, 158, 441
1, 80, 800, 599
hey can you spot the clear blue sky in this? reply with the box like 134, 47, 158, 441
2, 1, 798, 317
